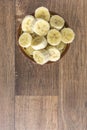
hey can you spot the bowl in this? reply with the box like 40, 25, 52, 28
17, 11, 70, 64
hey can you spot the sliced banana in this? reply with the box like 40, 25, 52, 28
35, 6, 50, 21
47, 29, 62, 46
47, 46, 61, 61
23, 46, 35, 56
56, 42, 67, 51
31, 36, 47, 50
33, 19, 50, 36
50, 15, 65, 30
33, 49, 50, 65
57, 45, 67, 55
61, 28, 75, 43
19, 32, 32, 48
22, 15, 35, 33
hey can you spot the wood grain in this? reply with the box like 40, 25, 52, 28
15, 0, 60, 95
0, 0, 15, 130
0, 0, 87, 130
15, 0, 87, 96
15, 96, 58, 130
58, 0, 87, 129
15, 0, 87, 130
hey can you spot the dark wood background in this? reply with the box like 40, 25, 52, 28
0, 0, 87, 130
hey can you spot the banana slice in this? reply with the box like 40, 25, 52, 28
33, 19, 50, 36
47, 29, 62, 46
61, 28, 75, 43
56, 42, 67, 51
47, 46, 61, 61
31, 36, 47, 50
19, 32, 32, 48
22, 15, 35, 33
61, 44, 68, 54
50, 15, 65, 30
35, 6, 50, 21
33, 49, 50, 65
23, 46, 35, 56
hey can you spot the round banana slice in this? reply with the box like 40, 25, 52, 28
35, 6, 50, 21
47, 29, 62, 46
33, 49, 50, 65
19, 33, 32, 48
22, 15, 35, 33
47, 46, 61, 61
31, 36, 47, 50
61, 28, 75, 44
50, 15, 65, 30
56, 42, 67, 51
33, 19, 50, 36
23, 46, 35, 56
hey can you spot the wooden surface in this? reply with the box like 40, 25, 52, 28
15, 96, 58, 130
0, 0, 87, 130
0, 0, 15, 130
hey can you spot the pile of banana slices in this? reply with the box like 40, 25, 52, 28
18, 7, 75, 65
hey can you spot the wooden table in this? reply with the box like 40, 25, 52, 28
0, 0, 87, 130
